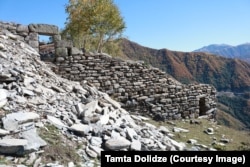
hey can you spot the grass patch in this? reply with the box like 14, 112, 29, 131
145, 118, 250, 151
38, 124, 81, 165
0, 156, 8, 165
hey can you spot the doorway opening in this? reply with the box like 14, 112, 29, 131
38, 35, 55, 61
199, 97, 206, 116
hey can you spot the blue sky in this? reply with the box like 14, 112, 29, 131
0, 0, 249, 51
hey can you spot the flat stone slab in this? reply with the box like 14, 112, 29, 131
2, 112, 40, 131
28, 24, 59, 35
0, 139, 28, 155
105, 137, 131, 151
19, 127, 47, 151
69, 124, 92, 136
0, 128, 10, 136
47, 115, 68, 129
173, 127, 189, 133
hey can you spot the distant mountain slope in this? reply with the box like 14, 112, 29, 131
120, 38, 250, 92
194, 43, 250, 63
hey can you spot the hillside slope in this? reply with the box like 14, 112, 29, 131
120, 38, 250, 92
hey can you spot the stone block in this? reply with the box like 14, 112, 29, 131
53, 34, 61, 42
56, 47, 68, 57
28, 32, 38, 41
55, 40, 73, 48
17, 24, 29, 33
28, 24, 59, 35
71, 47, 83, 55
28, 40, 39, 48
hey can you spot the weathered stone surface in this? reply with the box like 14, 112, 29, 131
55, 48, 68, 57
89, 145, 103, 157
80, 100, 99, 118
71, 47, 83, 55
69, 124, 92, 136
2, 112, 40, 131
47, 115, 68, 129
28, 32, 38, 41
0, 43, 5, 50
187, 139, 198, 145
205, 128, 214, 135
105, 137, 131, 150
90, 137, 103, 147
0, 89, 8, 108
0, 51, 7, 59
173, 127, 189, 133
28, 24, 58, 35
17, 24, 29, 33
0, 139, 28, 155
126, 127, 138, 140
86, 146, 98, 158
28, 40, 39, 48
0, 129, 9, 136
55, 40, 72, 48
130, 140, 141, 151
19, 127, 47, 151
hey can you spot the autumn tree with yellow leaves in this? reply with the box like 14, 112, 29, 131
62, 0, 126, 54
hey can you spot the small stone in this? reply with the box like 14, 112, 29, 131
33, 157, 42, 167
68, 162, 75, 167
173, 127, 189, 133
0, 43, 5, 50
8, 33, 17, 40
89, 145, 103, 157
86, 146, 98, 158
130, 140, 141, 151
205, 128, 214, 135
0, 51, 7, 59
126, 127, 138, 140
187, 139, 197, 145
220, 138, 230, 143
0, 89, 8, 108
0, 128, 10, 136
90, 137, 102, 147
22, 88, 35, 96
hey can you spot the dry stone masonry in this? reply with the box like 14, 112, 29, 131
0, 21, 80, 60
54, 52, 217, 121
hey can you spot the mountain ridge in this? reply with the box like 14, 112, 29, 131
120, 38, 250, 92
194, 43, 250, 63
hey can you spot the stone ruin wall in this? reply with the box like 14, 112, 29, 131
54, 52, 217, 120
0, 21, 217, 120
0, 21, 81, 59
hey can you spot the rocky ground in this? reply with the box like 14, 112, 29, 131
0, 29, 249, 167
